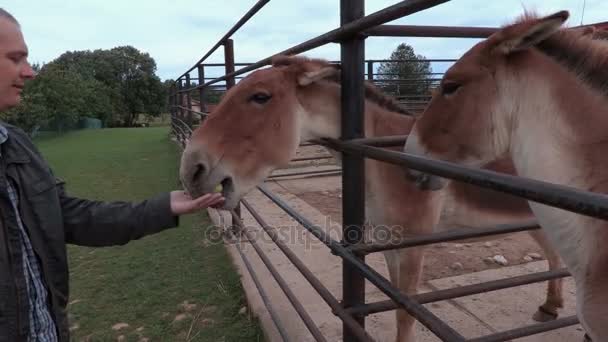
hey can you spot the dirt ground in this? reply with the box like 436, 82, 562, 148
297, 189, 549, 281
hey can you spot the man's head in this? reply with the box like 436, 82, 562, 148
0, 8, 34, 111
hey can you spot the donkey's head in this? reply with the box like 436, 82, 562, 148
404, 11, 570, 190
179, 56, 353, 209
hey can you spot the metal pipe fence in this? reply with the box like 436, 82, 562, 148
170, 1, 606, 341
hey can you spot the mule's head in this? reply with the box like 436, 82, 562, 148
179, 56, 343, 209
404, 10, 570, 190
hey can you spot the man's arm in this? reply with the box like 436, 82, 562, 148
58, 178, 180, 246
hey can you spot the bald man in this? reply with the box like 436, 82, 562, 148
0, 8, 224, 341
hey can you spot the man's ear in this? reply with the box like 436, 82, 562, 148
297, 66, 340, 86
490, 10, 569, 55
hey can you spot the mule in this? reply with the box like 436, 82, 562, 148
403, 10, 608, 341
180, 55, 564, 341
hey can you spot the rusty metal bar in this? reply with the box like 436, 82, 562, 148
191, 0, 452, 90
321, 138, 608, 220
340, 1, 367, 338
346, 135, 409, 147
229, 210, 328, 342
185, 73, 193, 127
197, 65, 207, 114
257, 184, 466, 341
365, 24, 498, 38
366, 58, 457, 63
240, 199, 375, 342
346, 268, 571, 317
173, 105, 208, 117
267, 170, 342, 181
268, 169, 342, 179
224, 39, 236, 89
175, 0, 270, 81
367, 61, 374, 81
232, 235, 290, 342
349, 220, 540, 255
468, 316, 579, 342
290, 155, 334, 162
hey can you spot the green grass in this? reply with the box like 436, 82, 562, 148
35, 127, 264, 342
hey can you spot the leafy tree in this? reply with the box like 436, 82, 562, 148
376, 43, 433, 97
49, 45, 166, 127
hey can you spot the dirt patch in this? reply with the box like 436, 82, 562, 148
297, 189, 548, 281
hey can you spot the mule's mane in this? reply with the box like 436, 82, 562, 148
272, 55, 413, 116
508, 12, 608, 95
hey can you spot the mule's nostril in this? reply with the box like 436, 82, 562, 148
192, 163, 205, 182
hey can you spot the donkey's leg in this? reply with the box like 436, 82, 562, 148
576, 253, 608, 342
384, 247, 425, 342
528, 230, 564, 322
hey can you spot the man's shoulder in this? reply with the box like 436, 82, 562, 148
1, 122, 30, 139
0, 122, 40, 155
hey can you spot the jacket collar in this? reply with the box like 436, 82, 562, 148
0, 123, 31, 164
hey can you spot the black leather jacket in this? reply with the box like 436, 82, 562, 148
0, 123, 179, 341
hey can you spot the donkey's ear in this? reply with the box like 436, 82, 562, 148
297, 66, 340, 86
491, 10, 569, 54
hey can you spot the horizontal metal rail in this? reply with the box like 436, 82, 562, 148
346, 268, 570, 316
468, 316, 579, 342
173, 105, 209, 116
229, 210, 328, 342
365, 24, 497, 37
339, 135, 408, 147
349, 220, 540, 254
290, 155, 334, 162
321, 138, 608, 220
187, 0, 451, 91
269, 168, 342, 179
232, 233, 290, 342
239, 199, 375, 342
256, 184, 466, 341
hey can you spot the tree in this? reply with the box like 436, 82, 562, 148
50, 45, 166, 127
376, 43, 433, 97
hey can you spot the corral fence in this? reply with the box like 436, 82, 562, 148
169, 1, 606, 341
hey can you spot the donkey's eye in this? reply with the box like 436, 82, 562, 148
441, 82, 461, 96
249, 92, 272, 104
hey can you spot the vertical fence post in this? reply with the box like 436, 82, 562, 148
340, 0, 366, 341
223, 38, 242, 229
367, 61, 374, 81
185, 73, 193, 129
197, 65, 207, 117
177, 80, 184, 121
169, 84, 176, 137
224, 39, 236, 89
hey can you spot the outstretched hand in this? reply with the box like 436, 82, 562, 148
170, 190, 225, 215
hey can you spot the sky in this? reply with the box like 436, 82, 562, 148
6, 0, 607, 82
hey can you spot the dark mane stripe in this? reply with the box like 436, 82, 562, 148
509, 12, 608, 95
272, 55, 413, 116
536, 29, 608, 95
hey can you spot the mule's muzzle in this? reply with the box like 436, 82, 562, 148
406, 169, 446, 191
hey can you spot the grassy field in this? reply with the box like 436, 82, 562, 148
35, 127, 264, 342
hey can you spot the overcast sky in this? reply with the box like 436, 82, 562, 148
6, 1, 606, 81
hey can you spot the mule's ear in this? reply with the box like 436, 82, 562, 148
297, 66, 340, 86
491, 10, 569, 54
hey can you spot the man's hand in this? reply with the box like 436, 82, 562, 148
170, 190, 225, 215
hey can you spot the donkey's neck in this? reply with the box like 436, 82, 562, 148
364, 102, 415, 139
508, 58, 608, 193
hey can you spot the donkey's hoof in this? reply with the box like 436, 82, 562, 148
532, 306, 558, 322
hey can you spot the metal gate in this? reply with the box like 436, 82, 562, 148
169, 1, 607, 340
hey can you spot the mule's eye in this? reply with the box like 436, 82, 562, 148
249, 92, 272, 104
441, 82, 461, 96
